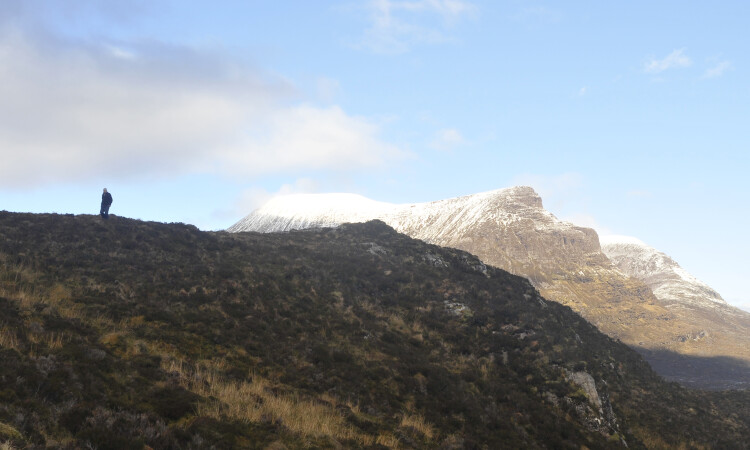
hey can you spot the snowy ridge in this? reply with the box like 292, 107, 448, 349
600, 235, 726, 310
228, 186, 573, 242
228, 193, 398, 233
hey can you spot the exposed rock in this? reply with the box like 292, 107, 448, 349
444, 300, 471, 317
567, 371, 602, 412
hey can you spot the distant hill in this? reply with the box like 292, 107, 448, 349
1, 211, 749, 448
601, 235, 750, 388
601, 235, 727, 310
230, 187, 750, 389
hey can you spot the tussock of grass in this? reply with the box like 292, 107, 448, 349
28, 331, 69, 350
0, 326, 19, 350
164, 360, 374, 446
399, 413, 435, 440
0, 423, 22, 441
376, 432, 400, 447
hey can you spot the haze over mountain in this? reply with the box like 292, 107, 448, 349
230, 186, 750, 389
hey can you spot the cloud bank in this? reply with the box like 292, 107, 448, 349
0, 8, 404, 189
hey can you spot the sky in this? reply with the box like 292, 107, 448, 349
1, 1, 749, 311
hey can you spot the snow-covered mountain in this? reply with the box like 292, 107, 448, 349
231, 186, 587, 253
230, 187, 608, 286
600, 235, 726, 311
228, 193, 398, 233
230, 186, 750, 388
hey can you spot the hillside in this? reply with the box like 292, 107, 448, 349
1, 211, 749, 449
229, 187, 750, 389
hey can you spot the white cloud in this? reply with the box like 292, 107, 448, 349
217, 104, 405, 176
702, 60, 731, 79
0, 27, 405, 189
429, 127, 465, 151
644, 48, 692, 74
230, 178, 321, 219
578, 86, 587, 96
207, 178, 321, 230
357, 0, 477, 54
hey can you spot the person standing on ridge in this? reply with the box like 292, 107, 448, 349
100, 188, 113, 219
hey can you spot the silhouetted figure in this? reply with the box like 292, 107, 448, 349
100, 188, 113, 219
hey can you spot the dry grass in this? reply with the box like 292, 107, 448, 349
99, 331, 125, 347
55, 303, 85, 321
631, 425, 710, 450
399, 413, 435, 440
0, 326, 19, 350
26, 329, 70, 350
375, 432, 400, 448
163, 360, 375, 446
0, 264, 84, 323
0, 422, 22, 443
45, 283, 71, 304
477, 356, 494, 381
5, 289, 42, 310
387, 313, 408, 333
0, 262, 40, 307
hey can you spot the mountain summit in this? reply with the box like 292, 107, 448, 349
230, 187, 750, 389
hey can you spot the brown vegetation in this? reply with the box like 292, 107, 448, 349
0, 212, 748, 448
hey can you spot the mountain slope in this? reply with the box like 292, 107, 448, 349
2, 212, 750, 448
230, 187, 750, 389
601, 235, 726, 310
601, 235, 750, 387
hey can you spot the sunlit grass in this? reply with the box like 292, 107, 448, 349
28, 331, 69, 350
399, 413, 435, 440
163, 359, 376, 446
0, 326, 19, 350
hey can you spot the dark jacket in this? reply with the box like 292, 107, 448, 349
102, 192, 113, 207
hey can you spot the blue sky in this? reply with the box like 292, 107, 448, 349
1, 1, 748, 310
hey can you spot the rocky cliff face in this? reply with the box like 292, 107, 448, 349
230, 187, 750, 388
